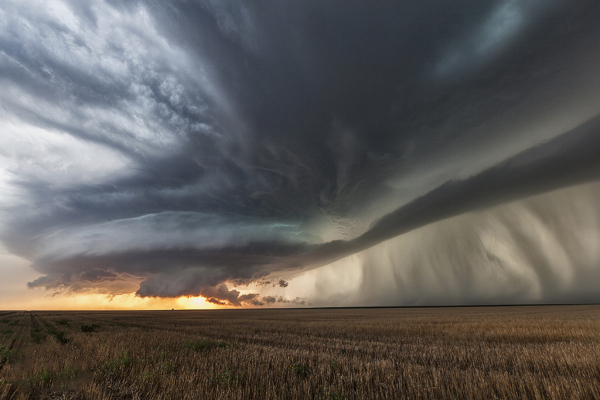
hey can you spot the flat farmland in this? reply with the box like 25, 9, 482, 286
1, 305, 600, 399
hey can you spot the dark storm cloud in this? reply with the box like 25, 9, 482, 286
24, 115, 600, 298
2, 0, 600, 300
199, 284, 262, 307
303, 114, 600, 267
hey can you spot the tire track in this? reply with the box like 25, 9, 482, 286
32, 313, 71, 345
0, 312, 22, 347
30, 312, 49, 345
0, 312, 28, 373
74, 314, 166, 332
0, 311, 18, 321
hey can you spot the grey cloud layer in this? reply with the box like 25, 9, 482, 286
25, 115, 600, 299
2, 0, 600, 303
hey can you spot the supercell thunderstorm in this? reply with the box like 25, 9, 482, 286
2, 0, 600, 306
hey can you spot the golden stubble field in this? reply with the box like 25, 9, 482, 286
0, 305, 599, 399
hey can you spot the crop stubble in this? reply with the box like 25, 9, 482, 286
0, 305, 599, 399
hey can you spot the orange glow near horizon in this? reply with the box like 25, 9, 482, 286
0, 256, 250, 311
1, 291, 222, 311
175, 295, 219, 310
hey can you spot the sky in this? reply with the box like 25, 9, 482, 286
2, 0, 600, 309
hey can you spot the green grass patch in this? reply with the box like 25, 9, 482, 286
138, 371, 154, 385
185, 339, 215, 352
29, 368, 55, 388
52, 331, 69, 345
209, 366, 245, 386
217, 340, 236, 349
290, 362, 310, 377
0, 346, 13, 364
59, 366, 78, 380
100, 350, 134, 378
79, 324, 100, 333
31, 327, 47, 344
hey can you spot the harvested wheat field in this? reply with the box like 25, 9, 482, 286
0, 305, 600, 399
